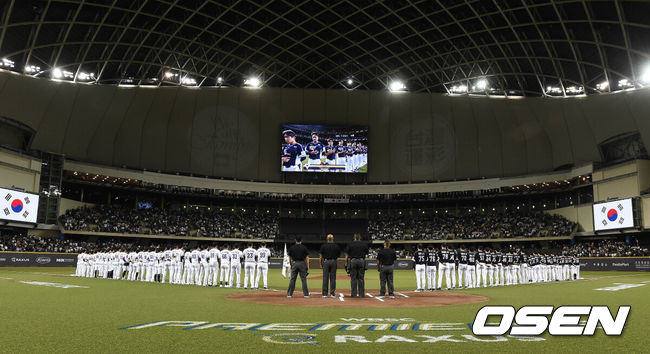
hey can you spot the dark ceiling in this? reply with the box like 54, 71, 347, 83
0, 0, 649, 96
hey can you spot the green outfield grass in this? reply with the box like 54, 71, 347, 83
0, 267, 647, 353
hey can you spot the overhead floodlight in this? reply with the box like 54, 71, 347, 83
546, 86, 562, 94
24, 65, 40, 74
596, 81, 609, 91
565, 86, 583, 94
52, 68, 63, 78
388, 80, 405, 92
164, 71, 176, 79
216, 77, 223, 83
449, 84, 467, 93
0, 58, 15, 68
475, 78, 487, 90
77, 72, 95, 81
640, 66, 650, 85
347, 78, 353, 86
618, 79, 634, 88
244, 77, 261, 88
181, 76, 196, 85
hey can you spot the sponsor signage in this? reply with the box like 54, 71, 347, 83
580, 257, 650, 271
0, 252, 77, 267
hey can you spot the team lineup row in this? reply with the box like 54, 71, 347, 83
281, 130, 367, 172
75, 243, 272, 289
411, 245, 581, 291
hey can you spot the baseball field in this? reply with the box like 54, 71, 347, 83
0, 266, 647, 353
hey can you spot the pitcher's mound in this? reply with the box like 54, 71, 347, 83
227, 289, 488, 308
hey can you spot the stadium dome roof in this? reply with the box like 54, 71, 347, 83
0, 0, 649, 96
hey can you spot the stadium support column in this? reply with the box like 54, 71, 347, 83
37, 152, 63, 224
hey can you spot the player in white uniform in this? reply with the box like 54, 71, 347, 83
207, 246, 220, 286
75, 253, 84, 277
199, 248, 210, 286
242, 243, 257, 289
219, 245, 231, 287
182, 250, 192, 284
172, 247, 184, 284
162, 249, 172, 283
229, 246, 243, 288
255, 242, 271, 290
190, 249, 200, 285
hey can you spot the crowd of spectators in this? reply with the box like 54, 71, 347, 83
59, 205, 279, 239
560, 240, 648, 257
368, 211, 575, 240
0, 234, 287, 256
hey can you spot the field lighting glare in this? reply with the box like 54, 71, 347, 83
244, 77, 261, 88
389, 80, 405, 92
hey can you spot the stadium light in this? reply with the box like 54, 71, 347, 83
640, 66, 650, 85
449, 84, 468, 93
216, 77, 223, 84
24, 65, 40, 74
618, 79, 634, 89
0, 58, 15, 68
181, 76, 196, 85
475, 78, 487, 90
244, 76, 261, 88
77, 72, 95, 81
388, 80, 406, 92
52, 68, 63, 78
596, 81, 609, 91
347, 78, 353, 86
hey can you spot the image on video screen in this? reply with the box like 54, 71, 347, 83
281, 124, 367, 173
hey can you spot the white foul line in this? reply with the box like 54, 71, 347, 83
339, 293, 344, 302
397, 292, 409, 298
366, 293, 384, 302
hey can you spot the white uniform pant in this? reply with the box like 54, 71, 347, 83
219, 263, 230, 285
415, 264, 426, 290
255, 263, 269, 288
466, 264, 476, 287
437, 263, 452, 289
426, 265, 437, 290
457, 264, 468, 287
229, 263, 242, 288
207, 261, 219, 285
243, 262, 256, 288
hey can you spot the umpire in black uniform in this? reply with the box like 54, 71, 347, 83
377, 240, 397, 298
345, 233, 368, 298
319, 234, 341, 297
287, 236, 310, 298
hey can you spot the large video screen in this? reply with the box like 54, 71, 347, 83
593, 198, 634, 231
281, 124, 367, 173
1, 187, 39, 223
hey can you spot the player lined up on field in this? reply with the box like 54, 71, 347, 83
411, 244, 581, 291
74, 243, 272, 289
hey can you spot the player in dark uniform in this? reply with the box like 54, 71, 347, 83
476, 247, 487, 288
413, 244, 427, 292
425, 246, 437, 291
437, 245, 451, 290
305, 132, 324, 170
377, 240, 397, 298
323, 139, 337, 171
467, 248, 477, 288
335, 140, 347, 170
458, 247, 469, 288
281, 130, 305, 172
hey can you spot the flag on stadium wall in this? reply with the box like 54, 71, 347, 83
1, 187, 39, 224
281, 243, 290, 278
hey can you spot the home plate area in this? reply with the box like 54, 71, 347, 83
227, 289, 488, 308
